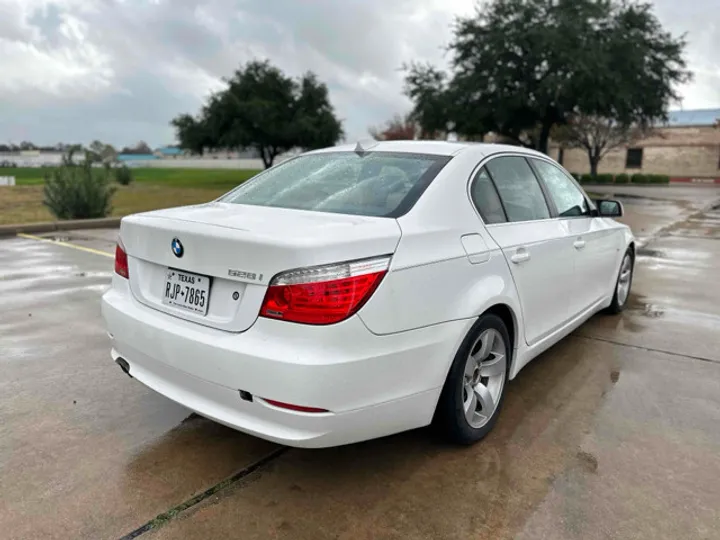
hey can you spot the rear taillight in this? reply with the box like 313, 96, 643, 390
114, 239, 129, 279
260, 256, 390, 325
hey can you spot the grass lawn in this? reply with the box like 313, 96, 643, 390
0, 167, 261, 225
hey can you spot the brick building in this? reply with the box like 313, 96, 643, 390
550, 108, 720, 181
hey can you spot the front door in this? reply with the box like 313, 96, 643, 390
529, 158, 617, 312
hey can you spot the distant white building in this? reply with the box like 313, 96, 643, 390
0, 150, 81, 167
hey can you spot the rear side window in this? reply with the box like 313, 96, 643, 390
220, 152, 451, 218
470, 167, 506, 224
485, 157, 550, 222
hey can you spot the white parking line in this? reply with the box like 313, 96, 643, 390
17, 232, 114, 258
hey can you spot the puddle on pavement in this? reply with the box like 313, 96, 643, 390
73, 271, 110, 279
615, 197, 699, 243
666, 227, 720, 239
638, 243, 713, 262
636, 247, 664, 258
619, 196, 675, 205
43, 231, 118, 244
626, 295, 665, 319
45, 234, 96, 243
624, 293, 720, 331
575, 451, 599, 474
640, 304, 664, 318
657, 209, 720, 240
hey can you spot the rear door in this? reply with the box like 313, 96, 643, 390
477, 156, 575, 346
529, 158, 618, 312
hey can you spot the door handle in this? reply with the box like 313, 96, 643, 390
574, 238, 586, 250
510, 249, 530, 264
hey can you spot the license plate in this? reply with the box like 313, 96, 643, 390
162, 269, 210, 315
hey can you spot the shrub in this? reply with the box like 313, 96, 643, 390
115, 165, 134, 185
631, 173, 648, 184
571, 173, 582, 182
43, 162, 116, 219
594, 173, 614, 184
580, 173, 595, 184
647, 174, 670, 184
615, 173, 630, 184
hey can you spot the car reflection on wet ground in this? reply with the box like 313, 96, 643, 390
1, 186, 720, 540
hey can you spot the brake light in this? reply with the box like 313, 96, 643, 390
260, 256, 390, 325
114, 239, 129, 279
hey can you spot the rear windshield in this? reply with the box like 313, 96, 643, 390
219, 151, 451, 218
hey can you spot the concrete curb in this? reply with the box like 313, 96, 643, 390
0, 217, 121, 237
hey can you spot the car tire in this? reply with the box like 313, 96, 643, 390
605, 248, 634, 314
433, 314, 510, 445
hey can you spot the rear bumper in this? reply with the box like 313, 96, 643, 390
101, 277, 468, 448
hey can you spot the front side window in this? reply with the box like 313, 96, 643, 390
531, 159, 590, 217
470, 167, 506, 224
220, 152, 451, 218
485, 157, 550, 222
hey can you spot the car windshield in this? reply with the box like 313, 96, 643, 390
219, 151, 451, 217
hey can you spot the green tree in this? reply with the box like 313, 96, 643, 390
405, 0, 690, 154
403, 63, 453, 139
171, 114, 211, 155
172, 60, 343, 168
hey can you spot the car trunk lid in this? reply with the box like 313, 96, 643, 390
120, 202, 402, 332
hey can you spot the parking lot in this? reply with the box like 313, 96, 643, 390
2, 185, 720, 540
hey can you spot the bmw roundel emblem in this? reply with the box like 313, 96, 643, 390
171, 237, 184, 258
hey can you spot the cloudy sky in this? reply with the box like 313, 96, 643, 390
0, 0, 718, 149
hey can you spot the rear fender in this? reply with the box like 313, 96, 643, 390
430, 260, 524, 385
455, 293, 524, 379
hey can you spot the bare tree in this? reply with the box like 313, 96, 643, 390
369, 114, 417, 141
554, 115, 651, 177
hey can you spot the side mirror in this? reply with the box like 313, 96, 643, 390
595, 199, 623, 218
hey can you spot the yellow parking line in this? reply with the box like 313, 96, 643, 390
17, 232, 114, 259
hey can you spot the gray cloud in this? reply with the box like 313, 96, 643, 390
0, 0, 717, 148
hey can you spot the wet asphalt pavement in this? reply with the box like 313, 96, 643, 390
1, 186, 720, 539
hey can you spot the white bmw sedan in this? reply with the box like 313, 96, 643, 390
102, 141, 634, 448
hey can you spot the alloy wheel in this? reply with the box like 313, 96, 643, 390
462, 328, 507, 429
617, 254, 633, 306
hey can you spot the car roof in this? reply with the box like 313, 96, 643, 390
306, 140, 549, 159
